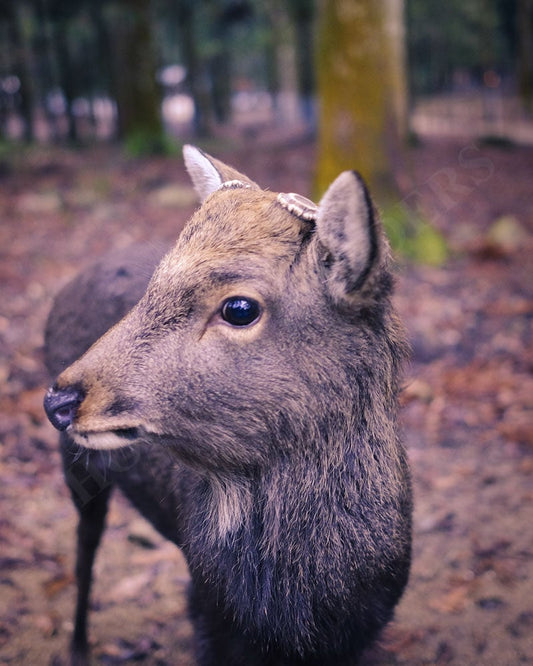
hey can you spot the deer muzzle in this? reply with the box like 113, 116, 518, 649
44, 385, 83, 431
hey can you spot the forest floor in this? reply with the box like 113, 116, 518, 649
0, 129, 532, 665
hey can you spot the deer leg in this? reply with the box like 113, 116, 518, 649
70, 485, 112, 664
61, 435, 114, 665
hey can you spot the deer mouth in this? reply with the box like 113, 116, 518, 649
113, 427, 139, 440
71, 427, 141, 450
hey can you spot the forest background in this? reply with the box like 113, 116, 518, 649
1, 0, 530, 149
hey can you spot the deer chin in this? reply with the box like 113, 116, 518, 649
71, 427, 140, 450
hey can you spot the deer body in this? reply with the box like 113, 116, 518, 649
44, 147, 412, 665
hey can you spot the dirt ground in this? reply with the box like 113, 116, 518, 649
0, 131, 532, 665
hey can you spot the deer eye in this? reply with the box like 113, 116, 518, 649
221, 297, 261, 327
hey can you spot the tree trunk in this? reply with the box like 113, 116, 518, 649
314, 0, 408, 201
263, 17, 281, 122
52, 19, 78, 143
175, 1, 211, 137
111, 0, 163, 148
315, 0, 446, 264
517, 0, 533, 113
6, 2, 36, 142
209, 24, 232, 125
287, 0, 316, 125
87, 1, 114, 99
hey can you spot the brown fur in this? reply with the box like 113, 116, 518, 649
44, 146, 412, 666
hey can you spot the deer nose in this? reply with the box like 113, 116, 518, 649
44, 386, 83, 431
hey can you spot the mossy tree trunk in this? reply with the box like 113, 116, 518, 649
315, 0, 446, 264
314, 0, 407, 201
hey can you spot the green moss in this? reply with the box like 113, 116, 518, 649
123, 130, 179, 157
383, 203, 448, 265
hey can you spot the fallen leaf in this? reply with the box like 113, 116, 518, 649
429, 582, 475, 613
109, 572, 153, 602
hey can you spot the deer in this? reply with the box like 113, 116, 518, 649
43, 145, 412, 666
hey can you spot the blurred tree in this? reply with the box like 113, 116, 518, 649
315, 0, 407, 199
109, 0, 164, 149
262, 5, 282, 121
159, 0, 211, 136
0, 1, 36, 141
315, 0, 447, 264
209, 0, 254, 124
286, 0, 316, 125
46, 0, 82, 142
86, 0, 115, 113
517, 0, 533, 111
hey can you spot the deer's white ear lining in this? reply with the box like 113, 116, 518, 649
277, 192, 318, 222
183, 144, 224, 201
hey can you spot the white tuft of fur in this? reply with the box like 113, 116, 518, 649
71, 430, 134, 450
205, 475, 253, 543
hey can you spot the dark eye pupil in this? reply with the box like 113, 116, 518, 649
221, 298, 260, 326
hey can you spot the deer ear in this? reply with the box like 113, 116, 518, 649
183, 145, 259, 202
316, 171, 383, 301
